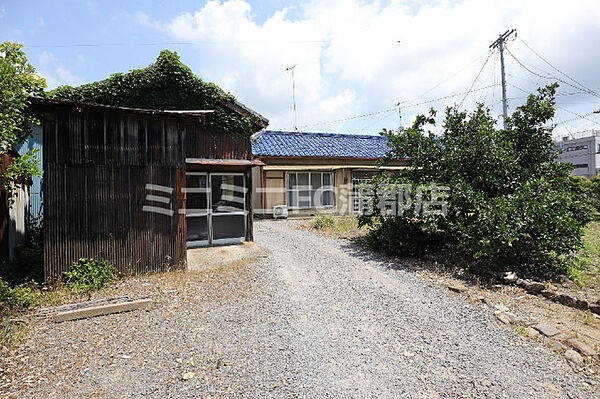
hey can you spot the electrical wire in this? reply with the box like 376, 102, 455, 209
504, 44, 600, 99
401, 51, 488, 106
507, 81, 600, 128
554, 112, 600, 126
23, 40, 331, 48
555, 105, 600, 128
292, 84, 500, 131
294, 107, 397, 130
518, 37, 599, 97
458, 51, 493, 108
403, 84, 500, 109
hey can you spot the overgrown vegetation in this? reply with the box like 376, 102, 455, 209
63, 258, 119, 292
313, 214, 336, 230
310, 215, 367, 238
50, 49, 262, 136
0, 278, 41, 346
359, 84, 592, 274
0, 42, 45, 198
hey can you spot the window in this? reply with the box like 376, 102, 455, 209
573, 163, 588, 169
566, 145, 589, 152
352, 178, 373, 213
286, 172, 334, 208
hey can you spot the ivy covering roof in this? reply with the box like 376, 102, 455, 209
49, 50, 268, 135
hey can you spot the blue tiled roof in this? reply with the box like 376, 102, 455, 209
251, 130, 391, 158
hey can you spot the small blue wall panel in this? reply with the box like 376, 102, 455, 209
18, 124, 43, 222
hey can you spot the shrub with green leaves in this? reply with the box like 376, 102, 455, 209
63, 258, 118, 292
0, 42, 45, 199
313, 214, 336, 230
0, 278, 40, 316
360, 84, 592, 269
0, 278, 41, 345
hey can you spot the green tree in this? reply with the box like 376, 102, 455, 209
0, 42, 45, 196
361, 84, 592, 269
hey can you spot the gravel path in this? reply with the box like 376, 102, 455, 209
5, 220, 596, 398
251, 220, 595, 398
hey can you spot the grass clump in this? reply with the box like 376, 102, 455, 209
63, 258, 118, 292
313, 214, 336, 230
0, 278, 41, 346
310, 215, 366, 238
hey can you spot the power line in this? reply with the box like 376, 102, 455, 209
554, 112, 600, 126
292, 84, 500, 131
507, 81, 600, 128
402, 52, 488, 106
23, 40, 331, 48
555, 105, 600, 128
458, 51, 493, 108
517, 37, 599, 97
403, 84, 500, 109
504, 44, 599, 98
294, 107, 397, 130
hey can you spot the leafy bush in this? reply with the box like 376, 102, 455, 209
63, 258, 118, 292
562, 254, 592, 289
1, 42, 45, 198
0, 278, 41, 345
361, 84, 592, 270
313, 214, 336, 230
359, 214, 445, 256
0, 278, 40, 316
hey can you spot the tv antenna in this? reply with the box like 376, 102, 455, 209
286, 64, 298, 131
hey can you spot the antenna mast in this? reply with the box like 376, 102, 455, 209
286, 64, 298, 131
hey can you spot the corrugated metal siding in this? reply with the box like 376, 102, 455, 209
0, 154, 13, 261
42, 104, 187, 281
18, 124, 43, 222
185, 125, 251, 160
8, 183, 28, 261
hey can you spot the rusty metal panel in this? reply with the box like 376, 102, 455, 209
185, 125, 251, 160
43, 104, 187, 281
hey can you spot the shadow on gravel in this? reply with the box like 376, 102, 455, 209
337, 238, 501, 290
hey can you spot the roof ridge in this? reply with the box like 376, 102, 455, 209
260, 130, 386, 139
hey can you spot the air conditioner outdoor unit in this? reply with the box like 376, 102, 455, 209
273, 205, 288, 219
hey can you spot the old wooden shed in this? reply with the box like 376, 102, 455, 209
30, 97, 268, 281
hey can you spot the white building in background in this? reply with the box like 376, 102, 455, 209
554, 130, 600, 178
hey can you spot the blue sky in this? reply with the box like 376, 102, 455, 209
2, 0, 600, 137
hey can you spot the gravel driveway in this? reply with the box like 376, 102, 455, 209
5, 220, 596, 398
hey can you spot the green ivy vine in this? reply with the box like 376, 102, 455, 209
50, 50, 263, 136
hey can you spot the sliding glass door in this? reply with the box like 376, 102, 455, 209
211, 173, 246, 244
185, 172, 247, 247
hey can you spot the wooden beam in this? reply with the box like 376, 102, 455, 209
54, 298, 153, 323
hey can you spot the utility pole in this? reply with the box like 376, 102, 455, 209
490, 29, 516, 130
286, 64, 298, 131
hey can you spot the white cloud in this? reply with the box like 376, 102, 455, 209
35, 51, 84, 89
38, 51, 56, 67
148, 0, 600, 133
